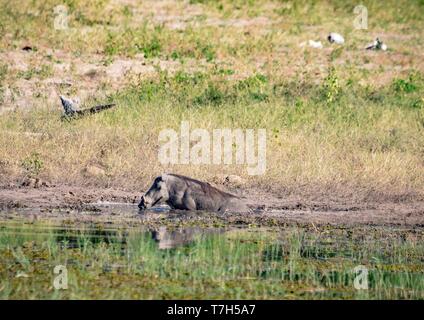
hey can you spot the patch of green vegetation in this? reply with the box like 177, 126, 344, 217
216, 68, 235, 76
387, 73, 424, 109
194, 82, 227, 106
170, 50, 181, 60
322, 67, 341, 103
128, 71, 274, 107
236, 74, 269, 102
126, 68, 424, 113
17, 65, 53, 80
137, 36, 162, 59
393, 74, 420, 94
21, 152, 44, 177
174, 70, 206, 85
121, 5, 133, 18
104, 26, 163, 58
200, 44, 216, 62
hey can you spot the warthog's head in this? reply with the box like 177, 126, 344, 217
138, 174, 170, 210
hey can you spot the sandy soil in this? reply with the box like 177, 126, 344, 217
0, 184, 423, 228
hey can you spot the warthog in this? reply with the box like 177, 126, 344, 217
138, 173, 250, 213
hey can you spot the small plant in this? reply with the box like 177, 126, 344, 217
216, 68, 235, 76
21, 152, 44, 177
170, 50, 181, 60
236, 74, 269, 102
137, 36, 162, 59
174, 71, 206, 85
104, 32, 119, 56
121, 5, 132, 17
323, 67, 341, 103
194, 83, 225, 106
411, 98, 424, 109
237, 74, 268, 90
200, 44, 216, 62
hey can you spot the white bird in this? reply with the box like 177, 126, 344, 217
327, 33, 345, 44
366, 38, 387, 51
59, 95, 116, 119
308, 40, 323, 49
299, 40, 323, 49
59, 95, 79, 115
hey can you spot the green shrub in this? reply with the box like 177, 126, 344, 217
21, 152, 44, 177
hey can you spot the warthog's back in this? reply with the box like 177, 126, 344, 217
167, 174, 249, 213
168, 173, 237, 198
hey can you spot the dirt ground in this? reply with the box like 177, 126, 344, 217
1, 184, 423, 228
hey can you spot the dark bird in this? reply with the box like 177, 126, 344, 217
366, 38, 387, 51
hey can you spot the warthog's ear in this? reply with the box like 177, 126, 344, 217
160, 173, 169, 181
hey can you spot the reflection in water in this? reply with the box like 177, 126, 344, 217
54, 225, 223, 250
0, 215, 224, 250
151, 226, 223, 249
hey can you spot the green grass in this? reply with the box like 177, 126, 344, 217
0, 222, 423, 299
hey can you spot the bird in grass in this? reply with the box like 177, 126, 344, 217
59, 95, 78, 116
327, 32, 345, 44
366, 38, 387, 51
59, 95, 116, 119
299, 40, 323, 49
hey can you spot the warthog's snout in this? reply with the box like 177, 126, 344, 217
138, 196, 147, 210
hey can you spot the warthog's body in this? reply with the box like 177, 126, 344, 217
138, 173, 249, 213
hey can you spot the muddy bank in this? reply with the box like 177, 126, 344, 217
0, 184, 423, 228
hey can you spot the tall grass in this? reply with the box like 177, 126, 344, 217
1, 69, 423, 198
0, 0, 423, 199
